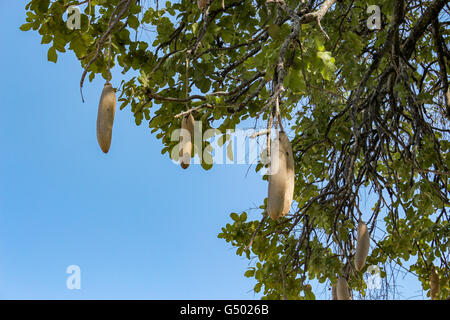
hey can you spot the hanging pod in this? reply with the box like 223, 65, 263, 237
446, 87, 450, 107
430, 266, 440, 300
336, 277, 350, 300
267, 131, 294, 220
179, 113, 195, 169
354, 221, 370, 271
96, 82, 116, 153
280, 132, 295, 215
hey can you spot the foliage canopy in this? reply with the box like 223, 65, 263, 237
22, 0, 449, 299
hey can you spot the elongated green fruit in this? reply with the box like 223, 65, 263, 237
179, 113, 194, 169
267, 132, 288, 220
96, 83, 116, 153
355, 221, 370, 271
280, 132, 294, 215
430, 267, 440, 300
336, 277, 350, 300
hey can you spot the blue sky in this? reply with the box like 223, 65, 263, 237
0, 1, 428, 300
0, 0, 269, 299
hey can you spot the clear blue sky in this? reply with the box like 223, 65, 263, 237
0, 0, 269, 299
0, 1, 426, 300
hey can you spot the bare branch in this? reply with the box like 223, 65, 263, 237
174, 103, 214, 118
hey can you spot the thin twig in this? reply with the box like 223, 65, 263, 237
245, 214, 267, 252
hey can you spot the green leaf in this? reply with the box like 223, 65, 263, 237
47, 46, 57, 63
19, 23, 33, 31
230, 212, 239, 222
267, 24, 281, 41
244, 269, 255, 277
41, 34, 52, 44
128, 15, 140, 30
